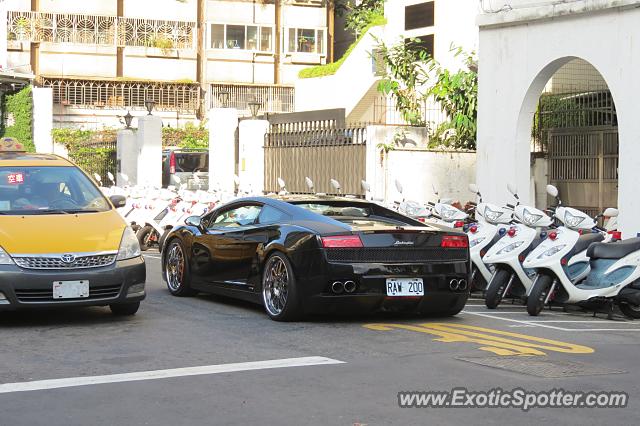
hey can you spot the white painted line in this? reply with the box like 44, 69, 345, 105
0, 356, 345, 394
462, 310, 572, 331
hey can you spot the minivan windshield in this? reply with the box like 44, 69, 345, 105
0, 166, 110, 215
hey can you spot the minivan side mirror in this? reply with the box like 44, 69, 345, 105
109, 195, 127, 208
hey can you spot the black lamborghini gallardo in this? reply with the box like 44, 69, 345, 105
161, 195, 470, 321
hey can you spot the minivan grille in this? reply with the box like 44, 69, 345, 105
15, 284, 122, 303
325, 247, 468, 263
14, 254, 117, 270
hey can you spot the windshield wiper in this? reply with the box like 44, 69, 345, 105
33, 209, 72, 215
60, 209, 103, 214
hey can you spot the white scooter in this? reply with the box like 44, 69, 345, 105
466, 183, 513, 292
524, 185, 622, 316
482, 184, 553, 308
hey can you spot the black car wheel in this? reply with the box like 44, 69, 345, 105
262, 252, 301, 322
110, 302, 140, 316
164, 240, 195, 297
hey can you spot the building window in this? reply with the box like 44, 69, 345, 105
405, 2, 435, 31
210, 23, 274, 52
405, 34, 434, 59
287, 28, 325, 54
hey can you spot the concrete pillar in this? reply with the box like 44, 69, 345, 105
238, 119, 269, 194
136, 115, 163, 188
208, 108, 238, 194
31, 87, 53, 153
0, 3, 7, 70
117, 128, 137, 187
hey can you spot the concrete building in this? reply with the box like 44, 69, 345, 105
476, 0, 639, 236
1, 0, 332, 128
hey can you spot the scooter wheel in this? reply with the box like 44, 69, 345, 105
619, 303, 640, 319
527, 275, 553, 316
136, 225, 157, 251
485, 269, 510, 309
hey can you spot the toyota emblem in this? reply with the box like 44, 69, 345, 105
61, 254, 76, 264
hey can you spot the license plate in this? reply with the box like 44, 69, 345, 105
386, 278, 424, 297
53, 280, 89, 299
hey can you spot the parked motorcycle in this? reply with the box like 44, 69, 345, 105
524, 184, 627, 316
466, 183, 513, 292
482, 184, 553, 308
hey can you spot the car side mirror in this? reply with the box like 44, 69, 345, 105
109, 195, 127, 208
185, 215, 203, 229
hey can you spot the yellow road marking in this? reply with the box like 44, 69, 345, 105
364, 323, 594, 356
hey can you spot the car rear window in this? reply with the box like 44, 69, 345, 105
173, 152, 208, 173
291, 200, 422, 227
294, 203, 372, 218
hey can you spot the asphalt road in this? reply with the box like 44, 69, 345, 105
1, 253, 639, 425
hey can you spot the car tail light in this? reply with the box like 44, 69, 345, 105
169, 151, 176, 174
441, 235, 468, 248
321, 235, 363, 248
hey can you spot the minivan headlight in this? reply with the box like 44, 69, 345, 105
0, 246, 14, 265
117, 227, 142, 260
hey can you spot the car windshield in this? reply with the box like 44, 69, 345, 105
0, 166, 110, 215
294, 203, 372, 218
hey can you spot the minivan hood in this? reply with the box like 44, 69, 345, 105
0, 210, 125, 255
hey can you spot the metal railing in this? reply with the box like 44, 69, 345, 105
210, 84, 295, 115
7, 11, 195, 49
66, 140, 117, 184
264, 126, 367, 196
42, 77, 200, 112
372, 95, 448, 127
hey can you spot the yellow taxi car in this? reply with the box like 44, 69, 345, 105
0, 138, 145, 315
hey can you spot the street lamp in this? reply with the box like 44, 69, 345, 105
145, 99, 156, 115
123, 111, 133, 129
248, 101, 261, 119
218, 90, 230, 107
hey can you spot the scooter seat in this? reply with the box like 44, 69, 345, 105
568, 233, 604, 257
587, 237, 640, 260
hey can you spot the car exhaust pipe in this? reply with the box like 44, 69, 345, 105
449, 279, 460, 291
458, 279, 468, 291
331, 281, 344, 294
344, 280, 357, 293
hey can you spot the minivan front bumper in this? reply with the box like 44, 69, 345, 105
0, 256, 146, 310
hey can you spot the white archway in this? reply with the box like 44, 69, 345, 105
477, 6, 640, 236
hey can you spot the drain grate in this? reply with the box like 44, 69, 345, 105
456, 356, 626, 378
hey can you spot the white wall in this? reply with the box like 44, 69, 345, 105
477, 1, 640, 236
32, 87, 53, 153
125, 0, 195, 20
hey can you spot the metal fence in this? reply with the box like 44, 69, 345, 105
372, 95, 448, 127
42, 77, 200, 112
264, 126, 367, 196
66, 140, 117, 184
210, 84, 295, 116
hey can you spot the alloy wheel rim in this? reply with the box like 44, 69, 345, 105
165, 244, 184, 291
263, 256, 289, 316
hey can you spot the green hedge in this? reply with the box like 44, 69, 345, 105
0, 86, 34, 152
298, 15, 386, 79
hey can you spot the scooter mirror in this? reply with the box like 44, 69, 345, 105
107, 172, 115, 182
507, 183, 518, 196
395, 179, 403, 194
120, 173, 129, 183
173, 175, 182, 184
93, 173, 102, 183
361, 180, 370, 192
233, 175, 240, 185
277, 177, 286, 189
305, 177, 314, 191
603, 207, 619, 218
546, 184, 559, 198
468, 183, 479, 194
432, 184, 439, 196
330, 179, 341, 191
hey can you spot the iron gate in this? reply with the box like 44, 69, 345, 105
548, 126, 618, 216
67, 140, 117, 184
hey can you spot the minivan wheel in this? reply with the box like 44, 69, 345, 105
110, 302, 140, 316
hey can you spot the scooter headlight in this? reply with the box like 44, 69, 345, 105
440, 205, 457, 220
537, 244, 567, 259
484, 206, 503, 223
496, 241, 524, 255
564, 211, 585, 228
0, 246, 14, 265
522, 208, 543, 226
117, 227, 142, 260
469, 237, 486, 248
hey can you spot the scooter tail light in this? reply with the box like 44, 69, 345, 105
469, 224, 478, 234
169, 151, 176, 175
441, 235, 469, 248
321, 235, 363, 248
454, 221, 465, 228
